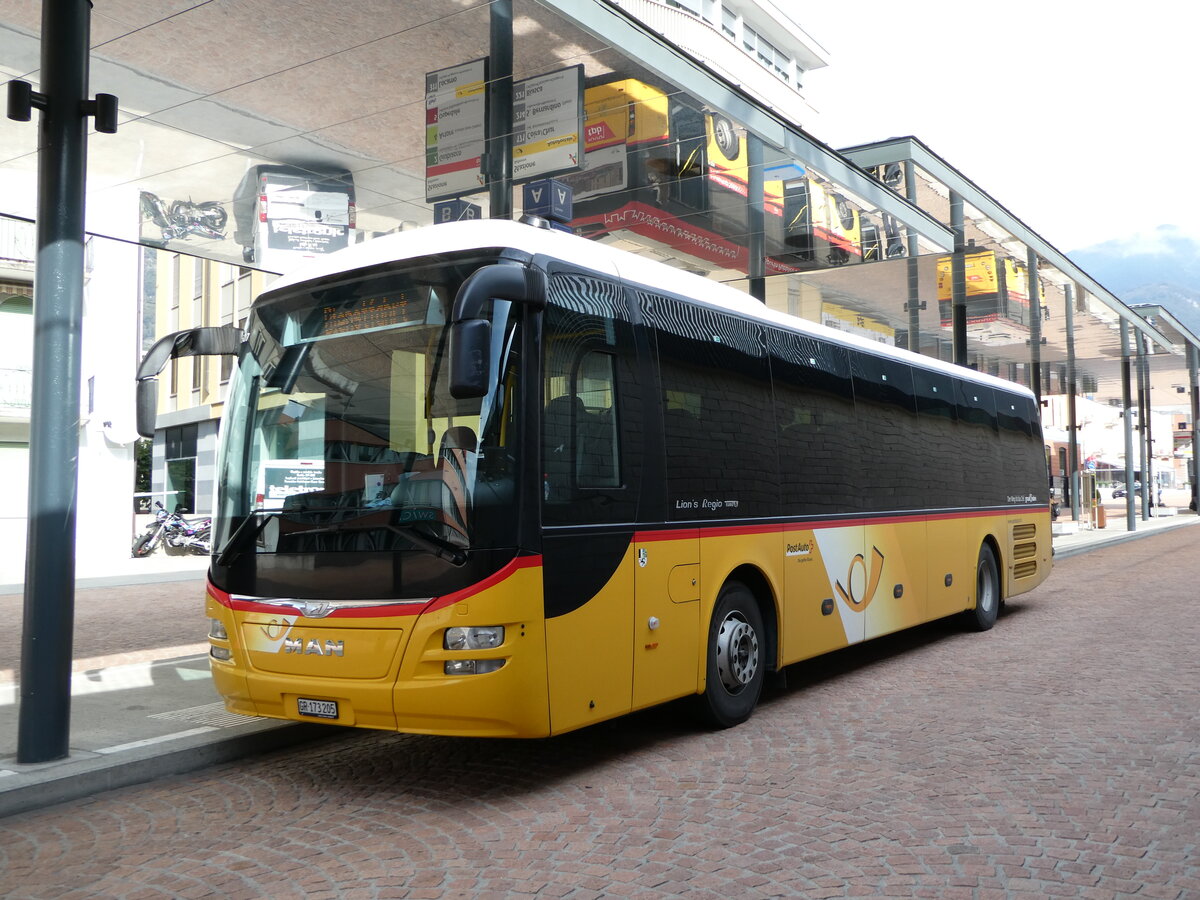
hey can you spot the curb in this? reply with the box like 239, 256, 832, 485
0, 721, 338, 820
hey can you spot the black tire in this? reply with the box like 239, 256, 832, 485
965, 543, 1000, 631
131, 530, 157, 558
696, 581, 766, 728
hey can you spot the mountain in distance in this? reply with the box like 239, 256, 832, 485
1068, 225, 1200, 336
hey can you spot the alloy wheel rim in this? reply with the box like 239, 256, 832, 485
716, 612, 759, 692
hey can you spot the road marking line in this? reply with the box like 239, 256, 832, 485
97, 727, 217, 754
0, 655, 209, 707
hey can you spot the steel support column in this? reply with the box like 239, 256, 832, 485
949, 191, 967, 367
746, 133, 765, 302
17, 0, 93, 763
904, 160, 922, 355
487, 0, 513, 219
1119, 322, 1136, 530
1136, 334, 1150, 520
1065, 284, 1080, 521
1027, 248, 1043, 403
1191, 346, 1199, 514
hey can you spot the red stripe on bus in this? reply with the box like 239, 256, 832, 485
422, 554, 543, 614
208, 555, 544, 620
634, 528, 701, 543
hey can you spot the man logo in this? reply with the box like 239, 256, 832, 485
283, 637, 345, 656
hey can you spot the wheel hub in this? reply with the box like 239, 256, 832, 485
716, 613, 759, 692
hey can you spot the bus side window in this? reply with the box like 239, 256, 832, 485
542, 272, 639, 526
576, 352, 620, 488
850, 352, 919, 512
543, 352, 620, 495
770, 331, 858, 515
954, 381, 1001, 501
643, 293, 775, 519
912, 368, 958, 510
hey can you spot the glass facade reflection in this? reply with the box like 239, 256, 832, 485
1, 0, 1196, 539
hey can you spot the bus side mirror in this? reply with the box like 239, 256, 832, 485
134, 325, 243, 438
449, 319, 491, 399
136, 379, 159, 439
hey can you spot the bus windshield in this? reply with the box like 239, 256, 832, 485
213, 257, 521, 563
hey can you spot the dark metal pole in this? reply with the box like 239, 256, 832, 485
1135, 332, 1150, 521
903, 160, 922, 355
17, 0, 93, 763
1027, 248, 1042, 404
487, 0, 513, 219
949, 191, 967, 367
1065, 284, 1080, 522
746, 134, 765, 302
1120, 321, 1136, 531
1191, 346, 1199, 515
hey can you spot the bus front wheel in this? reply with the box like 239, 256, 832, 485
697, 581, 765, 728
965, 543, 1000, 632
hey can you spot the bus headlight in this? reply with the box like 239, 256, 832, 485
209, 618, 229, 640
210, 646, 233, 662
444, 626, 504, 650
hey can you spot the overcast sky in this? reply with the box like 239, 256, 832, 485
794, 2, 1197, 254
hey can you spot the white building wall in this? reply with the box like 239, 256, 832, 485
0, 213, 142, 586
75, 232, 140, 577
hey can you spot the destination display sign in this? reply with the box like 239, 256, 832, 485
299, 284, 431, 340
425, 58, 488, 202
512, 65, 583, 183
319, 293, 416, 336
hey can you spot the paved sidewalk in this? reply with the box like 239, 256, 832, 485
0, 549, 211, 597
1, 510, 1197, 820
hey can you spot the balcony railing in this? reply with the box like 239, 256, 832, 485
0, 367, 32, 410
0, 217, 35, 269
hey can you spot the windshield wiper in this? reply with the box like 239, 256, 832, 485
216, 506, 469, 567
215, 510, 277, 567
386, 524, 467, 566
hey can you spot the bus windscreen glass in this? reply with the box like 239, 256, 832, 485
214, 259, 521, 561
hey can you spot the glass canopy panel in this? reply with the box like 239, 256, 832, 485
2, 0, 941, 286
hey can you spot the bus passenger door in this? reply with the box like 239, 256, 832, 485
540, 273, 644, 733
632, 531, 700, 710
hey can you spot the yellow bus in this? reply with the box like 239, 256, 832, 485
137, 218, 1052, 736
935, 249, 1036, 327
564, 77, 872, 275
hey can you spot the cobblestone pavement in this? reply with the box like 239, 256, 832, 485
1, 530, 1197, 899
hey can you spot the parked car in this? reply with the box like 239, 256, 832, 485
1112, 482, 1139, 499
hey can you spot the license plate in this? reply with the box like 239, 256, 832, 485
297, 697, 339, 719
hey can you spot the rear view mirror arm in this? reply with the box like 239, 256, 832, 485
448, 263, 545, 399
135, 326, 244, 438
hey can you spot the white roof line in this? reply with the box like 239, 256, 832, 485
269, 218, 1035, 400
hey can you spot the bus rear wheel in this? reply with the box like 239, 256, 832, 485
697, 580, 765, 728
965, 543, 1000, 631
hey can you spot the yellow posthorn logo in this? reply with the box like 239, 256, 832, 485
835, 547, 885, 611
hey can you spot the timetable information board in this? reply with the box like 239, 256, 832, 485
426, 59, 488, 202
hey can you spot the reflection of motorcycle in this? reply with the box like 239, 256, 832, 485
140, 191, 227, 243
164, 510, 212, 556
132, 502, 171, 557
131, 501, 212, 557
